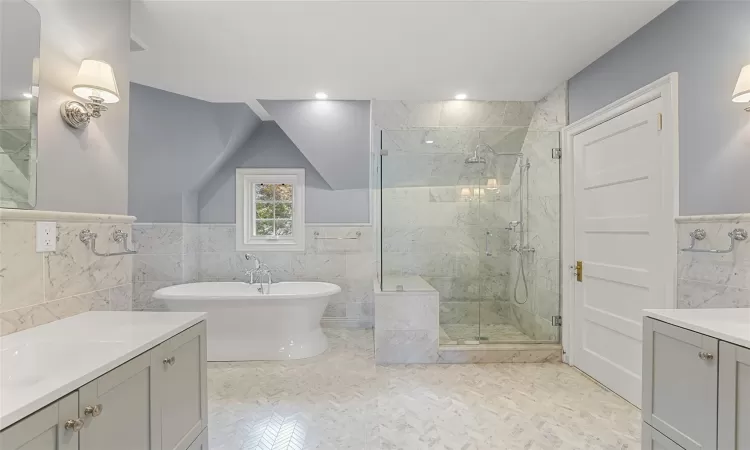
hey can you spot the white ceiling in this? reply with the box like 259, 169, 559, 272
130, 0, 675, 103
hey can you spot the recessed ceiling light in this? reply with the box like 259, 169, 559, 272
315, 92, 328, 100
425, 140, 434, 144
22, 92, 32, 99
454, 93, 467, 100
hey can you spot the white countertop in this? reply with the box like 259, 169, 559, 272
644, 308, 750, 348
0, 311, 206, 430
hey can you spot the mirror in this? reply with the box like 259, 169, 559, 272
0, 0, 40, 209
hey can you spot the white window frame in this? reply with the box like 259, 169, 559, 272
235, 168, 305, 252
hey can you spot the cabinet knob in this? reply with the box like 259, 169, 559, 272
163, 356, 175, 366
84, 404, 103, 417
698, 351, 715, 360
64, 418, 84, 432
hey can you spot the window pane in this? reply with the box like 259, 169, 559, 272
255, 220, 274, 236
276, 220, 292, 236
276, 184, 293, 201
256, 202, 274, 219
274, 202, 293, 219
255, 183, 274, 201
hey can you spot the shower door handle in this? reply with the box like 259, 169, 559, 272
485, 231, 492, 256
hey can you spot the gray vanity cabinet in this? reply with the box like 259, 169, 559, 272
643, 423, 686, 450
643, 318, 719, 450
0, 393, 79, 450
77, 353, 156, 450
718, 342, 750, 450
0, 320, 207, 450
186, 429, 209, 450
151, 321, 208, 450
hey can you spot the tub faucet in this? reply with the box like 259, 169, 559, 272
244, 254, 261, 283
256, 268, 272, 295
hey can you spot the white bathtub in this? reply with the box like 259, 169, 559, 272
153, 281, 341, 361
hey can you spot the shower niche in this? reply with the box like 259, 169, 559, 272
375, 99, 562, 348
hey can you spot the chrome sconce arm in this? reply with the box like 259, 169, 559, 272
79, 228, 137, 257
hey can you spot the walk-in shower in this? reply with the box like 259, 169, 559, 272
376, 100, 562, 347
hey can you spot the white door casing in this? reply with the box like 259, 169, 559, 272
561, 74, 678, 406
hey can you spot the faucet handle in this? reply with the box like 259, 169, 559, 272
244, 254, 260, 269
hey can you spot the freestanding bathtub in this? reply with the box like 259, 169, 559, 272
152, 281, 341, 361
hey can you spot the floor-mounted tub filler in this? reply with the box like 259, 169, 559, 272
153, 281, 341, 361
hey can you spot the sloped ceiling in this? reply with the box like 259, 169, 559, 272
130, 0, 675, 102
260, 100, 370, 190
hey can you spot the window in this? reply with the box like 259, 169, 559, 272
235, 168, 305, 251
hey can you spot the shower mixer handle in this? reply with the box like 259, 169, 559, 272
505, 221, 521, 231
485, 230, 492, 256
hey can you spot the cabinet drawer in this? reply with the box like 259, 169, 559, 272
643, 318, 718, 450
643, 423, 686, 450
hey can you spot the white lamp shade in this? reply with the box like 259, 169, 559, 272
72, 59, 120, 104
486, 178, 498, 189
732, 64, 750, 103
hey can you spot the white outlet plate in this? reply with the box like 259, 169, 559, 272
36, 221, 57, 252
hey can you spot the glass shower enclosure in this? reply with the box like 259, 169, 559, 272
379, 126, 561, 346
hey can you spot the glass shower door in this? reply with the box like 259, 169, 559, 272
478, 131, 561, 344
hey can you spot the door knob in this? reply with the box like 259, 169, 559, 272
84, 404, 103, 417
65, 418, 84, 432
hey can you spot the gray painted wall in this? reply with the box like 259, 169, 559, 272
128, 83, 261, 222
30, 0, 131, 214
569, 1, 750, 215
199, 121, 370, 224
260, 100, 370, 190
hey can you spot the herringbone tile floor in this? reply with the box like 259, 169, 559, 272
208, 329, 640, 450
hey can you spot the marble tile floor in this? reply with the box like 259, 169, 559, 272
208, 329, 641, 450
439, 323, 534, 345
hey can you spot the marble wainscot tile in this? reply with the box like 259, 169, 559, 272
109, 284, 133, 311
376, 295, 438, 330
133, 254, 184, 283
45, 222, 132, 301
382, 128, 474, 155
132, 281, 176, 311
0, 289, 112, 336
131, 223, 183, 255
345, 252, 375, 280
677, 279, 750, 309
197, 224, 235, 253
502, 102, 536, 127
371, 101, 442, 129
529, 82, 568, 132
375, 329, 438, 364
438, 101, 507, 127
0, 220, 45, 312
292, 254, 347, 279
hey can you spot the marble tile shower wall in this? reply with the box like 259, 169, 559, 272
676, 215, 750, 309
132, 224, 375, 326
374, 100, 536, 326
0, 216, 133, 336
506, 83, 567, 341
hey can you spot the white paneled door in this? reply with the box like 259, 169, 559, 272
564, 75, 678, 407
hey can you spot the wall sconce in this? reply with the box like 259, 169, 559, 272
732, 64, 750, 111
60, 59, 120, 129
486, 178, 499, 191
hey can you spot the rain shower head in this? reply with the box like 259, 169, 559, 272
465, 147, 487, 164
